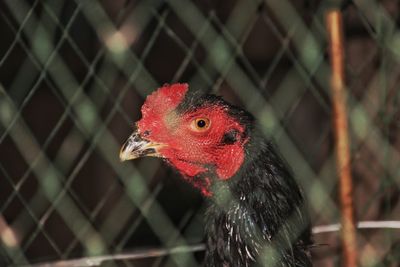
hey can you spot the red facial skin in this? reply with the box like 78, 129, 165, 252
136, 84, 248, 196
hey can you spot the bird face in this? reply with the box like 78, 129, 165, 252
120, 83, 251, 195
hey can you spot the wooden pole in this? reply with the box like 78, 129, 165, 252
325, 9, 358, 267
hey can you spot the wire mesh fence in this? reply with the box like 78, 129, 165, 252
0, 0, 399, 266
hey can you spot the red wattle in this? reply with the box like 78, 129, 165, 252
215, 143, 246, 180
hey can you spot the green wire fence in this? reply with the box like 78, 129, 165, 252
0, 0, 399, 266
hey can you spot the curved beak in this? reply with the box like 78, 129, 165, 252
119, 131, 164, 161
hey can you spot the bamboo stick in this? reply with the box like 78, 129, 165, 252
325, 9, 358, 267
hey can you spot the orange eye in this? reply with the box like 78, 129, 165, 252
191, 118, 211, 131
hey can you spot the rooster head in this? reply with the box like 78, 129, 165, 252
119, 83, 253, 195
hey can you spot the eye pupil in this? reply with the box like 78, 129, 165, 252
192, 118, 210, 131
197, 120, 206, 128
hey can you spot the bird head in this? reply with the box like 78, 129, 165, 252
120, 83, 253, 196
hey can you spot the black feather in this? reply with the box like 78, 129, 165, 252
179, 91, 313, 266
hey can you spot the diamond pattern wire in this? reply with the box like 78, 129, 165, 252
0, 0, 399, 266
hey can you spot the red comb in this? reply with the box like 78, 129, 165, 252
141, 83, 189, 118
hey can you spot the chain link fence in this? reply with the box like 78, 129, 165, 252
0, 0, 399, 266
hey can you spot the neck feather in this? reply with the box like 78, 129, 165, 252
204, 135, 313, 266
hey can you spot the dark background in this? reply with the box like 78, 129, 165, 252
0, 0, 399, 266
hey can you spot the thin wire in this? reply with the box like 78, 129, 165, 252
18, 245, 206, 267
0, 0, 39, 66
312, 220, 400, 234
15, 221, 400, 267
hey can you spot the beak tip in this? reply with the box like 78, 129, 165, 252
120, 132, 164, 161
119, 150, 134, 162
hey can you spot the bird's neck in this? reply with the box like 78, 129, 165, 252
209, 136, 297, 209
204, 137, 312, 266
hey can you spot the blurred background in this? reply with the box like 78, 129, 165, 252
0, 0, 400, 266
